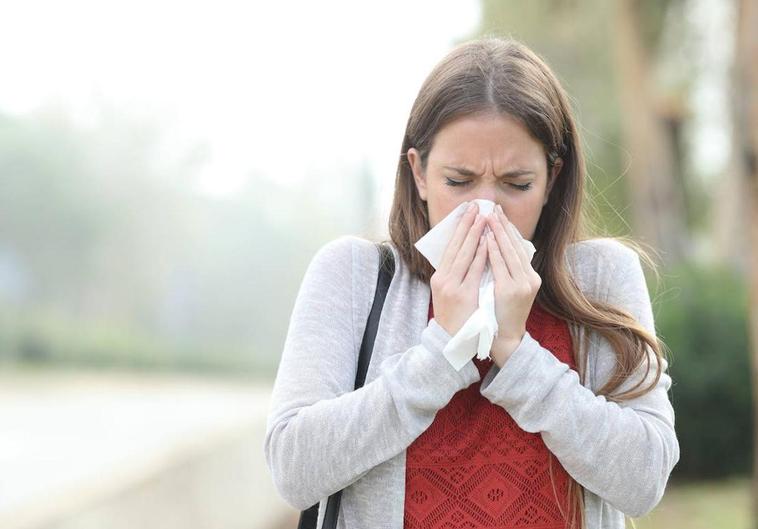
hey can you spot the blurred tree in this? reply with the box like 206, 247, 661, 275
613, 0, 691, 265
0, 102, 203, 325
0, 99, 368, 375
733, 0, 758, 525
656, 261, 751, 480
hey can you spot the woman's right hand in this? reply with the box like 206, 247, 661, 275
429, 201, 489, 337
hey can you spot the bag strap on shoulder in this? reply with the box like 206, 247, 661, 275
300, 241, 396, 529
355, 242, 395, 389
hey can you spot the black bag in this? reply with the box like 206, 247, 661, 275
297, 242, 396, 529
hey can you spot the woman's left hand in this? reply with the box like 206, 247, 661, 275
485, 204, 542, 368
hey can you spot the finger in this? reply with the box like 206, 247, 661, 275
506, 221, 531, 272
439, 201, 478, 272
463, 233, 488, 285
497, 205, 530, 272
450, 213, 487, 283
486, 212, 525, 279
486, 231, 512, 284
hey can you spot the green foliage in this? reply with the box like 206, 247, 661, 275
653, 261, 752, 479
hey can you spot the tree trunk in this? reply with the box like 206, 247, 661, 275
612, 0, 691, 266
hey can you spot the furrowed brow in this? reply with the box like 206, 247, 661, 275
443, 166, 535, 178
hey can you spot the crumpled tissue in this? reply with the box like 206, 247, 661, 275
414, 199, 536, 371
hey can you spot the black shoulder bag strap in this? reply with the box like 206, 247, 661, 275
297, 242, 396, 529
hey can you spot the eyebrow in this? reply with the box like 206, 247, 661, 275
443, 166, 535, 178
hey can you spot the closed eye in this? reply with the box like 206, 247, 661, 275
444, 178, 532, 191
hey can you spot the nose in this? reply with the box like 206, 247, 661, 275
475, 183, 498, 204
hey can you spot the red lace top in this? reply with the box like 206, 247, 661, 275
403, 299, 580, 529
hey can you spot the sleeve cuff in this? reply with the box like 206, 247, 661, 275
421, 318, 480, 386
479, 330, 567, 412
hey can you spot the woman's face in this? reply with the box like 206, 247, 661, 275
408, 112, 563, 241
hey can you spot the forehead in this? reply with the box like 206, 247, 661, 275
429, 113, 545, 167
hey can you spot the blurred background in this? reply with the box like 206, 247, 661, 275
0, 0, 755, 528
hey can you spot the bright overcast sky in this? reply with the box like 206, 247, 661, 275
0, 0, 481, 211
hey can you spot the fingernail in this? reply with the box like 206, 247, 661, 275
467, 202, 476, 212
497, 204, 504, 215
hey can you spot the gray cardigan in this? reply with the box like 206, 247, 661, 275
264, 235, 680, 529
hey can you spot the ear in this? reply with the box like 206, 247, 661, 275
543, 157, 563, 206
407, 148, 428, 202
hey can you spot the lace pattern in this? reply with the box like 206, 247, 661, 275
403, 300, 579, 529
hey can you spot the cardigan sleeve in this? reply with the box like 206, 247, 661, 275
263, 237, 480, 510
478, 241, 680, 518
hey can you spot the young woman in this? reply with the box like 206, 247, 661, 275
264, 36, 679, 529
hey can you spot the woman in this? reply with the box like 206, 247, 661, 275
264, 36, 679, 529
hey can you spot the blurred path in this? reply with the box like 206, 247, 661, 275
0, 368, 292, 529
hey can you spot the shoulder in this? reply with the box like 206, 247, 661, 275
567, 237, 639, 267
308, 235, 380, 269
305, 235, 385, 288
565, 237, 642, 299
308, 235, 354, 267
303, 236, 390, 321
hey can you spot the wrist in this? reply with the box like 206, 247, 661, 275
490, 333, 525, 368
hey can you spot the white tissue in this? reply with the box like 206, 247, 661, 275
414, 199, 537, 371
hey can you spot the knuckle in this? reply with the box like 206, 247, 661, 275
440, 283, 456, 300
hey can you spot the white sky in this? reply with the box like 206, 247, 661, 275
0, 0, 481, 217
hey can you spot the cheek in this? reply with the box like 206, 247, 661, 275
503, 199, 543, 235
428, 186, 455, 214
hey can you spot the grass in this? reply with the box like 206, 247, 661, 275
628, 476, 752, 529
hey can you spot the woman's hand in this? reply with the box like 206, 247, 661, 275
485, 204, 542, 367
430, 201, 489, 337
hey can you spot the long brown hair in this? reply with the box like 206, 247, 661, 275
382, 36, 671, 529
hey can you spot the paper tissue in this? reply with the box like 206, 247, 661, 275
414, 199, 537, 371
